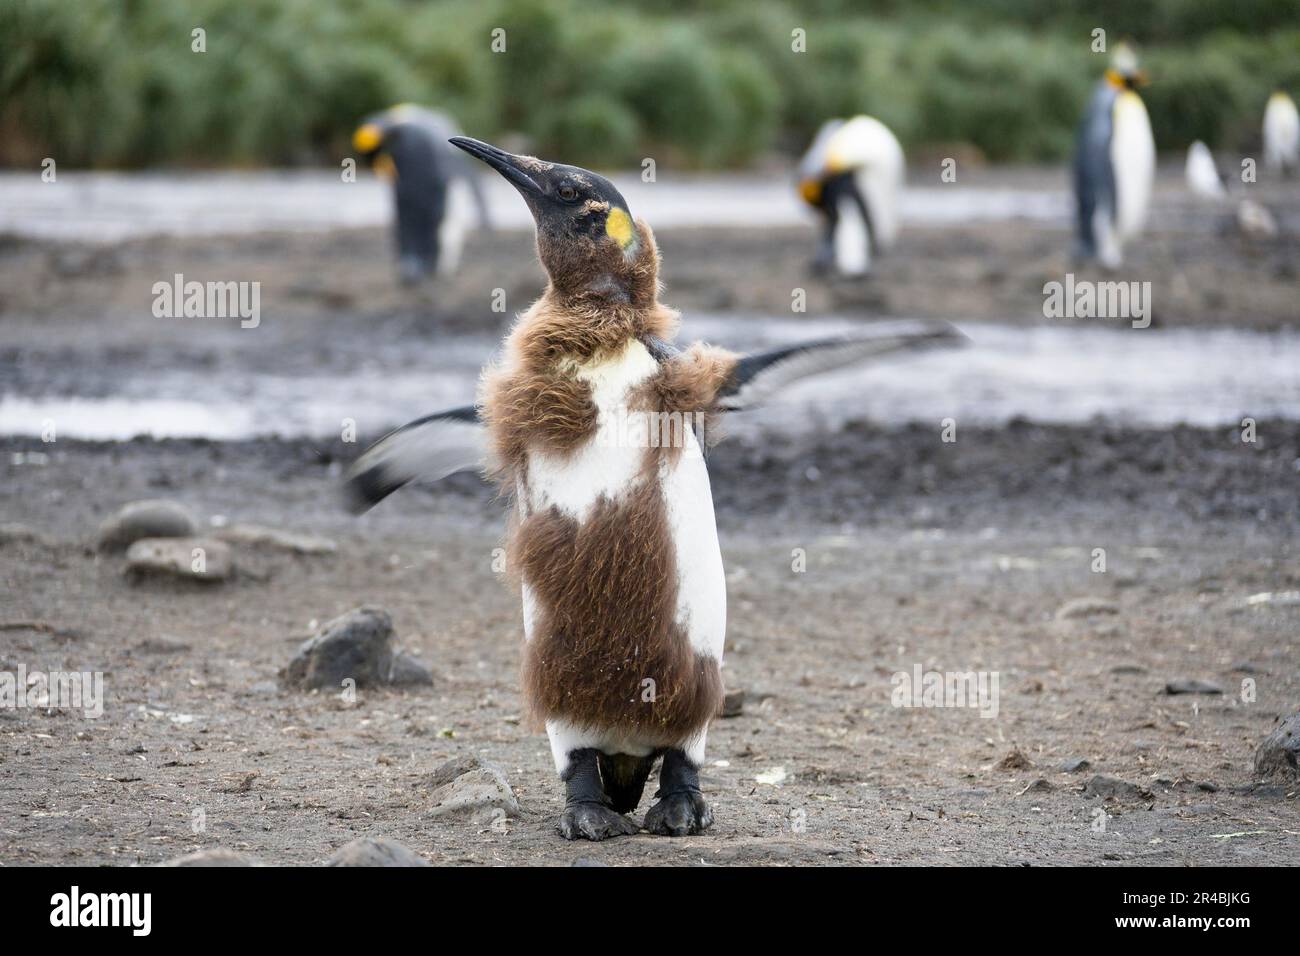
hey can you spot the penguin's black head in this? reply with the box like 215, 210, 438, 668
450, 136, 649, 302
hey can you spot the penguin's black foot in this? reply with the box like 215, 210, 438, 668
557, 802, 640, 841
556, 747, 639, 842
644, 789, 712, 836
644, 748, 713, 837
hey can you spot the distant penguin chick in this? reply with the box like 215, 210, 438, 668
352, 105, 489, 284
1073, 43, 1155, 269
1263, 91, 1300, 177
797, 115, 905, 278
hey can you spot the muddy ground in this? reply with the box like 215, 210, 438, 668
1, 201, 1298, 866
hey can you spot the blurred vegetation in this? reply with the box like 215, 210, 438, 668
2, 0, 1298, 169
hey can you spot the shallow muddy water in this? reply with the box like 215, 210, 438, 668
3, 318, 1296, 440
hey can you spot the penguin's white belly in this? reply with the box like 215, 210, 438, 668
1110, 91, 1155, 241
660, 428, 727, 660
833, 194, 870, 276
521, 340, 660, 522
437, 179, 471, 276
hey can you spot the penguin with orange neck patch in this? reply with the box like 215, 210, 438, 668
1073, 45, 1155, 269
352, 106, 489, 284
345, 137, 965, 840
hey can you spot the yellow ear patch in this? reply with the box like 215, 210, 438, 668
605, 207, 634, 249
799, 179, 822, 205
353, 124, 382, 153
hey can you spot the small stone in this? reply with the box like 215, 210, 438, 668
158, 848, 263, 867
722, 688, 745, 718
1164, 679, 1223, 695
1244, 591, 1300, 608
126, 538, 232, 583
97, 500, 197, 552
1018, 778, 1053, 794
427, 760, 520, 824
327, 837, 431, 867
1253, 712, 1300, 781
215, 523, 337, 555
1060, 757, 1091, 773
279, 606, 430, 690
0, 523, 49, 546
996, 748, 1032, 771
388, 651, 433, 687
427, 754, 484, 789
132, 636, 192, 654
1056, 597, 1120, 620
1110, 664, 1146, 675
1081, 775, 1152, 802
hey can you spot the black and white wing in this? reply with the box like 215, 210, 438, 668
343, 404, 484, 514
718, 319, 967, 412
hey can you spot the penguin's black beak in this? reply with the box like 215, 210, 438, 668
449, 136, 543, 197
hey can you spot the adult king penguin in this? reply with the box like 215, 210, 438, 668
1263, 91, 1299, 177
1073, 44, 1155, 269
344, 138, 964, 840
352, 105, 489, 284
797, 116, 905, 277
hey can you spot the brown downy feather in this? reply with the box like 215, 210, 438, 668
479, 220, 679, 481
514, 471, 723, 740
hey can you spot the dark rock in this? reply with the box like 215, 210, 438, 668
1164, 679, 1223, 695
1060, 757, 1091, 773
97, 500, 197, 552
1253, 712, 1300, 780
279, 606, 431, 690
722, 688, 745, 718
1081, 775, 1152, 802
388, 650, 434, 687
327, 837, 431, 867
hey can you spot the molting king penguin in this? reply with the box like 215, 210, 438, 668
797, 116, 905, 277
352, 105, 489, 284
342, 137, 965, 841
1263, 90, 1299, 176
1073, 44, 1155, 269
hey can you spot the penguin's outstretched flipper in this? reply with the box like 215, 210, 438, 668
718, 319, 967, 412
343, 405, 484, 514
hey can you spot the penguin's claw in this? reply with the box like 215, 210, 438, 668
557, 802, 640, 841
644, 790, 713, 837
